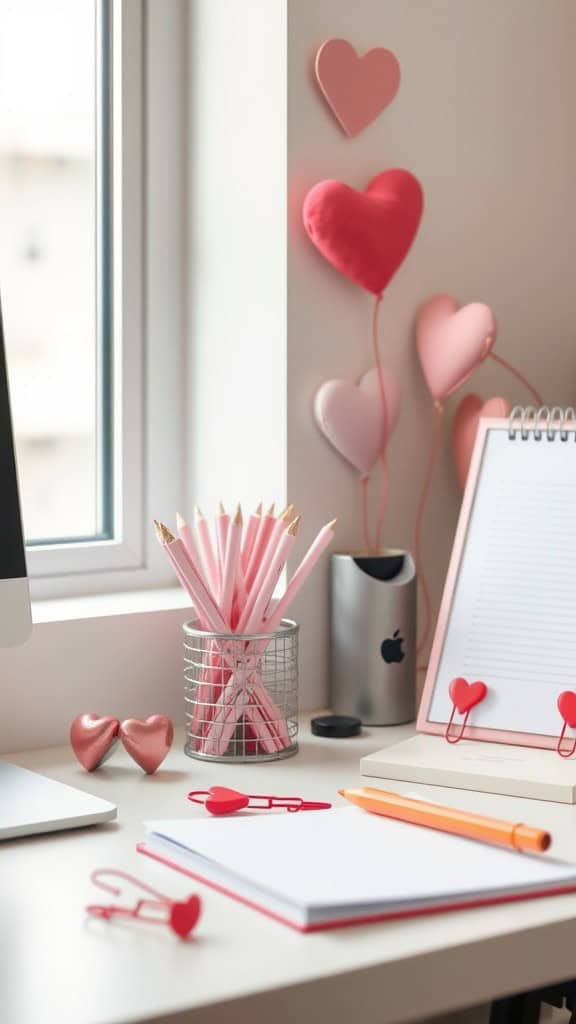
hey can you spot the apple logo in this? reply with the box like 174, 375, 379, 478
381, 629, 405, 664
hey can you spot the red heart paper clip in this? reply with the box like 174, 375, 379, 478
187, 786, 332, 816
557, 691, 576, 758
445, 677, 487, 744
86, 869, 201, 940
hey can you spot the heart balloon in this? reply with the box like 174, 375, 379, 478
449, 677, 487, 715
315, 39, 400, 138
417, 295, 497, 402
303, 169, 423, 296
119, 715, 174, 774
314, 366, 401, 475
558, 692, 576, 730
70, 713, 120, 772
453, 394, 511, 489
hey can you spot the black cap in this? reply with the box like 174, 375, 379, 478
311, 715, 362, 738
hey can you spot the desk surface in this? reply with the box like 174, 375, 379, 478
3, 719, 576, 1024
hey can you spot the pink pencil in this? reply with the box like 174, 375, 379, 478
245, 503, 276, 591
263, 518, 337, 632
241, 502, 262, 574
154, 521, 228, 632
237, 517, 299, 634
220, 504, 242, 627
176, 512, 201, 574
194, 506, 219, 600
215, 502, 230, 596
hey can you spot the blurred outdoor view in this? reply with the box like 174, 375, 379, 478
0, 0, 100, 543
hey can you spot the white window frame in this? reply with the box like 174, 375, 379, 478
26, 0, 186, 599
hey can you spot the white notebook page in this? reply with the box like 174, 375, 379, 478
146, 807, 576, 913
429, 426, 576, 735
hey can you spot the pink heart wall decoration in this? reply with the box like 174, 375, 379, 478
315, 39, 401, 138
314, 366, 401, 476
417, 295, 497, 402
453, 394, 510, 489
303, 169, 423, 296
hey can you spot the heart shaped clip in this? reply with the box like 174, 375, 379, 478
187, 787, 332, 816
86, 869, 201, 940
557, 691, 576, 758
445, 677, 488, 744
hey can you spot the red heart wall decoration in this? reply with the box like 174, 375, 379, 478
449, 677, 487, 715
315, 39, 401, 138
302, 169, 423, 296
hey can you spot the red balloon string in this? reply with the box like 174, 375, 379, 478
372, 292, 389, 551
489, 351, 543, 407
360, 475, 373, 553
414, 401, 445, 656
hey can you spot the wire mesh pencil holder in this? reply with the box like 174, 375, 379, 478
183, 619, 299, 762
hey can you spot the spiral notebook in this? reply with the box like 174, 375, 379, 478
363, 409, 576, 800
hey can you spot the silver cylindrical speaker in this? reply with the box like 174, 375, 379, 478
330, 551, 416, 725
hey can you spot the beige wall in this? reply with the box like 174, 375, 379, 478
287, 0, 576, 707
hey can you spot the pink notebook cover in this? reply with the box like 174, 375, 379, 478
418, 416, 566, 750
137, 841, 576, 934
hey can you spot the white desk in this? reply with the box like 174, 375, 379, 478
3, 718, 576, 1024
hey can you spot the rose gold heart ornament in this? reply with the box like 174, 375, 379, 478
70, 713, 120, 772
119, 715, 174, 774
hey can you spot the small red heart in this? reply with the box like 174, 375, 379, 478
70, 713, 120, 772
449, 677, 487, 714
558, 692, 576, 729
169, 895, 201, 939
204, 786, 250, 816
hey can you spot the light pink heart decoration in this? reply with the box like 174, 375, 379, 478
453, 394, 510, 489
314, 367, 401, 475
119, 715, 174, 774
315, 39, 400, 138
417, 295, 497, 403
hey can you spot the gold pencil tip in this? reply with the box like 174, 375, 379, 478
267, 502, 275, 516
233, 504, 243, 526
337, 789, 345, 797
327, 518, 337, 530
176, 511, 186, 528
280, 503, 294, 522
218, 501, 226, 515
287, 515, 301, 536
154, 520, 175, 544
194, 504, 204, 520
255, 502, 263, 516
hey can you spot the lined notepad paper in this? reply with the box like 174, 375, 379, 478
429, 426, 576, 736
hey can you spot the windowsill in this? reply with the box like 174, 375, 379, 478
31, 586, 191, 625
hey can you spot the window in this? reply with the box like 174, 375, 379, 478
0, 0, 156, 591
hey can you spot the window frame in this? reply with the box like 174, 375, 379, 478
25, 0, 186, 599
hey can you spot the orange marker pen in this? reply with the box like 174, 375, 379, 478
338, 787, 551, 854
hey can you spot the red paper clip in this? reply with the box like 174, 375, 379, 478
86, 869, 201, 939
187, 786, 332, 816
557, 692, 576, 758
445, 677, 487, 744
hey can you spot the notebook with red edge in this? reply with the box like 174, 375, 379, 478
137, 807, 576, 933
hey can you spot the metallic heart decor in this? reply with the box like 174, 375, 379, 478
70, 713, 120, 772
119, 715, 174, 774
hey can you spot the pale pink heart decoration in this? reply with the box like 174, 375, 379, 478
315, 39, 400, 138
314, 367, 401, 476
417, 295, 497, 403
452, 394, 510, 489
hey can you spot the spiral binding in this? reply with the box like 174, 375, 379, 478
508, 406, 576, 442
